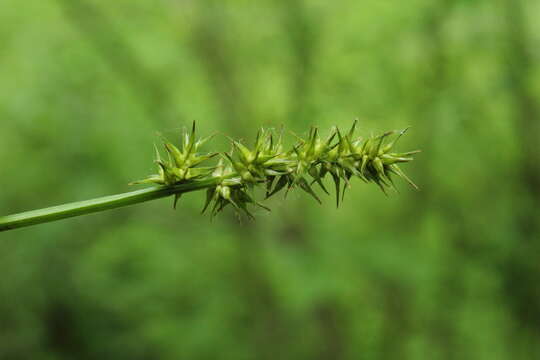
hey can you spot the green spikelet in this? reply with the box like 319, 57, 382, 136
132, 121, 420, 219
130, 122, 218, 207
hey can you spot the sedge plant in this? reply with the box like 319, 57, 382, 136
0, 121, 419, 231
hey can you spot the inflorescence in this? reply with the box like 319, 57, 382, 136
131, 121, 419, 219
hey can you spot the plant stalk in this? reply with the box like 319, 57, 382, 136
0, 178, 220, 232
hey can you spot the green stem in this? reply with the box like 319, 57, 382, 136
0, 178, 220, 232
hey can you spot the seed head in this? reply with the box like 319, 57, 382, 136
131, 121, 420, 219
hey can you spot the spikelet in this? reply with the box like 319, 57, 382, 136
131, 120, 419, 218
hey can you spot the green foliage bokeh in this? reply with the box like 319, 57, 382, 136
1, 0, 539, 359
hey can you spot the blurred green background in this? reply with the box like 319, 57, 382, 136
1, 0, 539, 359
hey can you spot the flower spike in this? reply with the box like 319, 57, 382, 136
0, 120, 421, 232
132, 121, 419, 219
